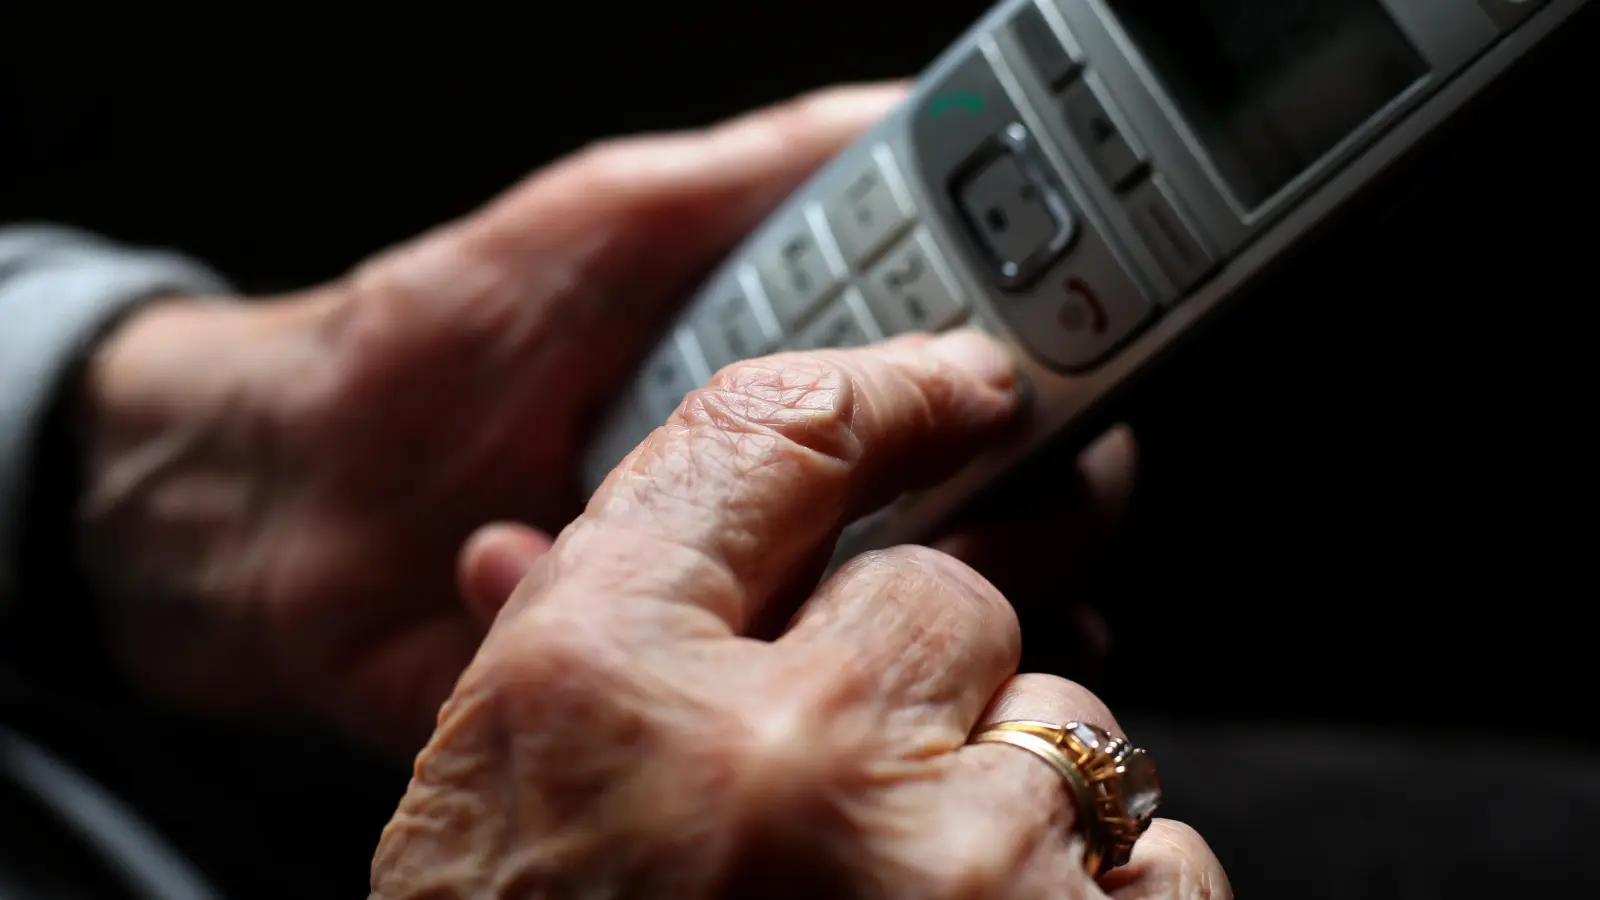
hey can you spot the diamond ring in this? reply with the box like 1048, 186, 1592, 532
968, 719, 1162, 876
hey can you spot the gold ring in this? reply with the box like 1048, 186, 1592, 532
968, 720, 1161, 877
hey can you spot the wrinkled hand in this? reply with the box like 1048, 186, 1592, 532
373, 334, 1225, 900
74, 82, 1133, 755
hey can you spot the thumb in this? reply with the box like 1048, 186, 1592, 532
472, 80, 911, 267
344, 82, 908, 419
458, 523, 554, 626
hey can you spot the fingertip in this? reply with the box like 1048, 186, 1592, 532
924, 329, 1019, 392
1080, 425, 1139, 528
892, 543, 1012, 616
458, 523, 554, 626
875, 329, 1021, 440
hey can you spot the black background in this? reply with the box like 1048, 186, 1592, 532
3, 1, 1597, 897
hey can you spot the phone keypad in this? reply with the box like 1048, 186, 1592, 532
691, 269, 780, 372
861, 229, 969, 334
793, 289, 881, 351
754, 207, 848, 329
824, 147, 917, 269
625, 138, 990, 428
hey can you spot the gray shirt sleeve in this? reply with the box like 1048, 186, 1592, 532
0, 225, 232, 616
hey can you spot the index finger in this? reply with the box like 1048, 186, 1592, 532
547, 331, 1021, 633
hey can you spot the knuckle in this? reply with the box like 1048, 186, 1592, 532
572, 134, 635, 167
996, 673, 1119, 737
814, 547, 1020, 716
752, 95, 824, 150
470, 602, 638, 720
567, 135, 652, 189
879, 544, 1007, 604
781, 81, 901, 126
787, 82, 853, 112
711, 83, 905, 172
678, 354, 863, 466
752, 84, 856, 140
860, 545, 1019, 638
723, 679, 867, 814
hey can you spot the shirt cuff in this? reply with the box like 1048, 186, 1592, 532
0, 226, 233, 616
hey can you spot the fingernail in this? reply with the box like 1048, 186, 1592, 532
926, 329, 1016, 388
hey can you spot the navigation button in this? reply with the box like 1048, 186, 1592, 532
1062, 75, 1148, 192
1011, 0, 1081, 89
861, 229, 969, 335
793, 290, 880, 350
754, 207, 846, 329
1124, 176, 1215, 294
953, 123, 1076, 289
985, 215, 1155, 372
824, 147, 916, 269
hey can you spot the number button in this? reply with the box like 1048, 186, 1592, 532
1061, 75, 1148, 192
1123, 175, 1215, 294
636, 330, 707, 422
691, 270, 778, 370
824, 147, 916, 269
793, 290, 880, 351
1011, 0, 1081, 89
862, 230, 970, 335
754, 208, 845, 329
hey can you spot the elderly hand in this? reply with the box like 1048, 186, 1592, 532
72, 82, 1134, 756
372, 333, 1227, 900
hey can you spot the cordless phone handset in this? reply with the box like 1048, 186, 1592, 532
581, 0, 1581, 565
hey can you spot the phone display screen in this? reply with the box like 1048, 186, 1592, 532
1105, 0, 1430, 209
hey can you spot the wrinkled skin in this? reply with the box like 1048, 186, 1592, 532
68, 80, 1229, 897
77, 83, 1129, 755
372, 334, 1229, 899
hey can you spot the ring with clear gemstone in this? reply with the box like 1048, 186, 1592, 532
970, 719, 1163, 876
